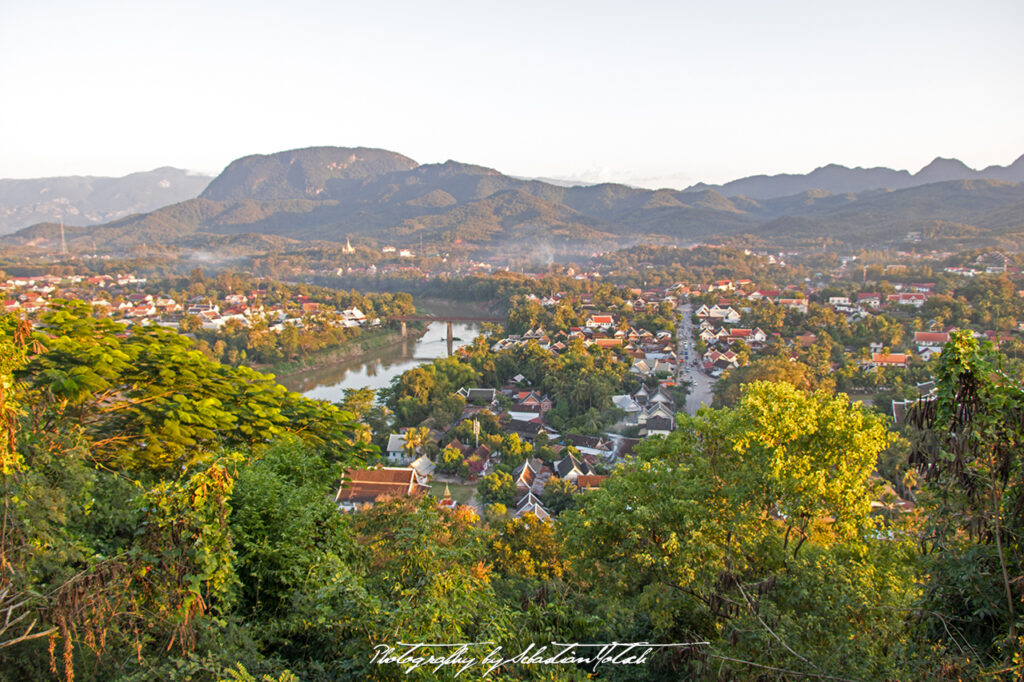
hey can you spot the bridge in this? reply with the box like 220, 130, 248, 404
392, 314, 504, 356
391, 315, 505, 323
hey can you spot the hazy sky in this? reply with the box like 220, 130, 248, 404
2, 0, 1021, 188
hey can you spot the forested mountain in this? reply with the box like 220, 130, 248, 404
199, 147, 418, 202
0, 168, 212, 234
6, 147, 1024, 254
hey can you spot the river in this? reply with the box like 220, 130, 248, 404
278, 301, 486, 402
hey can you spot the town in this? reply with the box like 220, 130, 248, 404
3, 241, 1023, 680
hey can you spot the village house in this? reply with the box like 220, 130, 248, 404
795, 332, 818, 348
857, 293, 882, 309
385, 433, 418, 464
707, 305, 741, 324
747, 289, 781, 302
513, 391, 552, 413
575, 475, 609, 492
887, 292, 928, 308
611, 394, 644, 425
409, 455, 436, 481
512, 458, 553, 496
869, 353, 909, 369
512, 492, 551, 522
456, 387, 499, 408
914, 331, 950, 351
724, 327, 767, 347
335, 467, 429, 513
642, 416, 674, 438
563, 434, 616, 459
703, 349, 740, 372
554, 454, 594, 483
585, 314, 615, 330
779, 298, 808, 314
506, 419, 547, 442
629, 359, 653, 377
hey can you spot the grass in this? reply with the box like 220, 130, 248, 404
429, 480, 477, 505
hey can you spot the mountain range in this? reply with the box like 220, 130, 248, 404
5, 148, 1024, 255
686, 155, 1024, 199
0, 168, 212, 233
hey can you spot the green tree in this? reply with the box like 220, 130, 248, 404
402, 426, 430, 460
179, 313, 202, 334
491, 514, 565, 581
500, 432, 531, 468
436, 446, 464, 476
479, 470, 516, 506
560, 382, 910, 679
542, 476, 577, 515
906, 330, 1024, 667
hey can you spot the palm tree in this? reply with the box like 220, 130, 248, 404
403, 426, 430, 461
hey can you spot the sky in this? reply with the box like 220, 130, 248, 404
1, 0, 1021, 189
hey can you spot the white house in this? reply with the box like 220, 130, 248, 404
385, 433, 411, 464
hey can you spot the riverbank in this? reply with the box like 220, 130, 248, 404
416, 297, 506, 320
274, 299, 491, 400
256, 326, 425, 379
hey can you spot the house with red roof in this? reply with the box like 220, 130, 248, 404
914, 331, 950, 350
335, 467, 430, 512
887, 293, 928, 307
870, 353, 909, 368
857, 293, 881, 309
779, 298, 808, 314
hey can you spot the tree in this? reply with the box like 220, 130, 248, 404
906, 330, 1024, 664
402, 426, 429, 460
484, 503, 507, 526
179, 313, 202, 334
712, 355, 816, 407
22, 304, 373, 471
500, 432, 531, 468
436, 446, 464, 476
479, 470, 515, 506
559, 381, 908, 678
541, 476, 577, 515
339, 387, 375, 418
491, 514, 565, 581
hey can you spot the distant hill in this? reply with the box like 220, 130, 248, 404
686, 155, 1024, 200
7, 147, 1024, 254
0, 167, 212, 234
200, 147, 417, 202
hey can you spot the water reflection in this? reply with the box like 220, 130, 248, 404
279, 319, 482, 402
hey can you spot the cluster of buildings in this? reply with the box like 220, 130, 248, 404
943, 252, 1017, 277
492, 317, 680, 382
611, 384, 676, 435
0, 272, 375, 333
694, 282, 956, 374
338, 300, 679, 518
504, 454, 608, 521
1, 273, 147, 315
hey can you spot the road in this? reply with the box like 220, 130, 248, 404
677, 302, 716, 415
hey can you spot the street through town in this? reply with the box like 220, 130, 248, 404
678, 302, 716, 415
